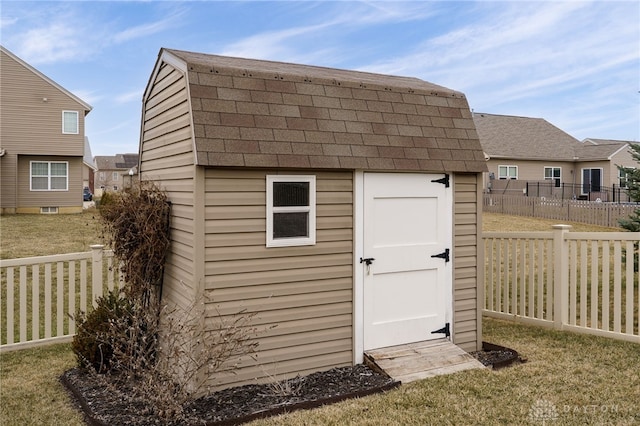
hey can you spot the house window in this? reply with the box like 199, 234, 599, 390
62, 111, 79, 134
30, 161, 68, 191
40, 207, 59, 214
582, 168, 602, 194
112, 172, 119, 181
498, 165, 518, 180
99, 172, 105, 181
113, 185, 118, 191
266, 175, 316, 247
619, 168, 634, 188
544, 167, 561, 188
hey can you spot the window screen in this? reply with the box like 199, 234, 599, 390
63, 111, 79, 134
267, 176, 316, 247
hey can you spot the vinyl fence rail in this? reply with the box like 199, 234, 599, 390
483, 225, 640, 343
484, 194, 640, 228
0, 245, 125, 353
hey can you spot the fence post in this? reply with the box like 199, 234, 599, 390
90, 244, 104, 307
552, 225, 571, 330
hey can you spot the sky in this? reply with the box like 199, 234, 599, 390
1, 1, 639, 157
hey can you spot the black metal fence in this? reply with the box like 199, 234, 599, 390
487, 180, 634, 203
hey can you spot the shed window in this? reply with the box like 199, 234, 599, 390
267, 175, 316, 247
498, 165, 517, 180
62, 111, 79, 134
30, 161, 68, 191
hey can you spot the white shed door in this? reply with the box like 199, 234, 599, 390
363, 173, 452, 350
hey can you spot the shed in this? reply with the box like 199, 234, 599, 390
139, 48, 488, 391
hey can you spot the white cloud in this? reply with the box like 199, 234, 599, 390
115, 90, 142, 104
112, 14, 182, 44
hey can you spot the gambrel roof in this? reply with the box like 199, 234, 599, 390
150, 48, 487, 173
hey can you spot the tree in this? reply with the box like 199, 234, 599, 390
618, 143, 640, 232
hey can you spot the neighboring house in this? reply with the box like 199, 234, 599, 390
140, 48, 487, 392
83, 137, 96, 193
474, 113, 637, 200
0, 45, 92, 214
93, 153, 139, 197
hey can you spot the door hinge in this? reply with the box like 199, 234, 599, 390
431, 322, 450, 337
431, 248, 450, 263
431, 173, 450, 188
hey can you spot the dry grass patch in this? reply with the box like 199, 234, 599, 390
0, 343, 84, 426
251, 318, 640, 425
483, 212, 621, 232
0, 210, 102, 259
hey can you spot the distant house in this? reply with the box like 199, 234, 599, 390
83, 137, 97, 193
474, 113, 636, 201
93, 153, 139, 196
0, 45, 92, 214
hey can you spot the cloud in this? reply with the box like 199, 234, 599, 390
112, 14, 182, 44
0, 16, 18, 28
115, 90, 142, 104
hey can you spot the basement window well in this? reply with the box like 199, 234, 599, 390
266, 175, 316, 247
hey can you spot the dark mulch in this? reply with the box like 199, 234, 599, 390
470, 341, 524, 369
61, 364, 399, 426
62, 342, 520, 425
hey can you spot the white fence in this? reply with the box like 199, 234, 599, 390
0, 245, 124, 352
483, 225, 640, 343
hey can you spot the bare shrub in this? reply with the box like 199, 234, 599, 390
74, 181, 263, 421
99, 181, 171, 302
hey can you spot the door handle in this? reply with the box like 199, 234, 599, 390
360, 257, 375, 275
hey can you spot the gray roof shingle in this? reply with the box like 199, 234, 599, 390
163, 48, 487, 173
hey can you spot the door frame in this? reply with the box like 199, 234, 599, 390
353, 171, 454, 363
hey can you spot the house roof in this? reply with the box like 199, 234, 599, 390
0, 45, 92, 114
474, 113, 582, 161
575, 140, 629, 161
83, 137, 97, 170
94, 153, 139, 171
152, 48, 487, 173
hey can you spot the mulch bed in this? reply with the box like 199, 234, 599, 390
61, 364, 399, 425
62, 342, 520, 425
471, 341, 523, 369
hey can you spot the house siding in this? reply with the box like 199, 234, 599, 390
15, 155, 83, 212
453, 173, 482, 351
0, 48, 88, 212
139, 62, 197, 309
203, 168, 353, 389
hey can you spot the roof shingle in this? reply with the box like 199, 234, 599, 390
163, 48, 487, 173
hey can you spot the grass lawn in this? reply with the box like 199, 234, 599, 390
0, 212, 636, 425
1, 318, 638, 425
0, 210, 103, 259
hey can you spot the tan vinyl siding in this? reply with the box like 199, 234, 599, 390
0, 50, 86, 157
203, 168, 353, 389
1, 153, 18, 212
453, 173, 482, 351
139, 62, 197, 307
16, 155, 82, 209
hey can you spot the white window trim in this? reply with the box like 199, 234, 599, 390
30, 161, 69, 191
266, 175, 316, 247
544, 166, 562, 186
62, 111, 79, 134
498, 165, 518, 180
